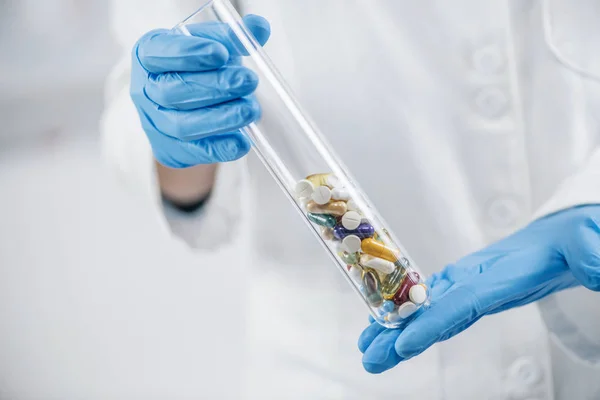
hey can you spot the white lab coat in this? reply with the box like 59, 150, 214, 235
102, 1, 600, 399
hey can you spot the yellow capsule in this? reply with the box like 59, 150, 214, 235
361, 238, 400, 262
381, 267, 407, 299
306, 200, 347, 216
306, 173, 340, 188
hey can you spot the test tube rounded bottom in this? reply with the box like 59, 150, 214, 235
296, 172, 429, 328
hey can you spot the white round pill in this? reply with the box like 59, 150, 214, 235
347, 199, 359, 211
397, 301, 418, 319
295, 179, 314, 199
341, 211, 362, 230
342, 234, 362, 253
409, 284, 428, 305
311, 185, 332, 205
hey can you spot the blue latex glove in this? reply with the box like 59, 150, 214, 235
130, 15, 270, 168
358, 205, 600, 373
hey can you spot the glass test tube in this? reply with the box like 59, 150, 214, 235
174, 0, 429, 328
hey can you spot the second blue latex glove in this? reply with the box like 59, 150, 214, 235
130, 15, 271, 168
358, 205, 600, 373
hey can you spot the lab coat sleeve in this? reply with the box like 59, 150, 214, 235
99, 0, 251, 251
533, 147, 600, 219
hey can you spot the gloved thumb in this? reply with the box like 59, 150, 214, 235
562, 209, 600, 291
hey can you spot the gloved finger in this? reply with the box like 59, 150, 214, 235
362, 329, 404, 374
151, 131, 252, 167
145, 66, 259, 110
358, 320, 387, 353
393, 285, 483, 360
394, 249, 560, 359
185, 14, 271, 57
135, 29, 229, 73
136, 14, 270, 74
151, 97, 261, 141
562, 210, 600, 291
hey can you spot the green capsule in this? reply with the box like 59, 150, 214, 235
362, 269, 383, 307
307, 212, 337, 228
339, 251, 359, 265
381, 267, 407, 299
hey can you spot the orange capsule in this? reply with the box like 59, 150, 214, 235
306, 200, 347, 216
361, 238, 400, 262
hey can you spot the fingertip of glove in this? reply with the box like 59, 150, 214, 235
362, 361, 388, 374
394, 325, 431, 360
239, 98, 262, 123
394, 337, 418, 359
362, 344, 404, 374
243, 14, 271, 45
133, 29, 168, 62
135, 28, 170, 47
357, 336, 370, 354
135, 30, 230, 73
358, 320, 389, 355
229, 67, 259, 93
203, 40, 230, 65
214, 133, 252, 162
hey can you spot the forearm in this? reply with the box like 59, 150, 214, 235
155, 161, 218, 209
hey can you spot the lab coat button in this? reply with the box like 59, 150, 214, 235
508, 357, 543, 386
487, 197, 520, 228
472, 46, 505, 75
504, 357, 544, 399
474, 87, 509, 118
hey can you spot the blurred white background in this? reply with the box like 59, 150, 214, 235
0, 1, 230, 398
0, 0, 115, 145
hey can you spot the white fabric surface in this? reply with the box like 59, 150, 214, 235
101, 1, 600, 399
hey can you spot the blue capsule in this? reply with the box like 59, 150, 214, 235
333, 222, 375, 240
381, 300, 395, 313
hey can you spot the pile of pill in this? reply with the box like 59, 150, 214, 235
295, 173, 428, 324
